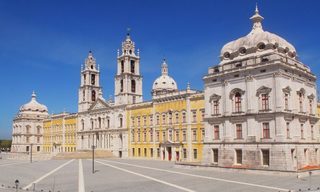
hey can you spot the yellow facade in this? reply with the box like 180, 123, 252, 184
42, 113, 77, 153
128, 91, 204, 162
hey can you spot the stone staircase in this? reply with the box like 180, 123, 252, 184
7, 152, 52, 161
52, 150, 115, 160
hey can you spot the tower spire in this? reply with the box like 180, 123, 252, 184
31, 91, 36, 101
249, 3, 264, 34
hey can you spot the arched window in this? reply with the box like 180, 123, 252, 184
121, 60, 124, 73
91, 74, 95, 85
98, 117, 101, 129
91, 90, 96, 101
130, 60, 135, 73
131, 80, 136, 93
119, 117, 123, 128
37, 126, 41, 134
26, 125, 31, 134
120, 80, 123, 92
82, 90, 85, 101
91, 119, 94, 130
81, 119, 84, 130
235, 92, 242, 113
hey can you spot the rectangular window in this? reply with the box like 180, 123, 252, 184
212, 149, 218, 163
309, 99, 313, 114
150, 128, 153, 142
262, 149, 270, 166
301, 124, 304, 139
156, 115, 160, 125
183, 148, 187, 159
236, 149, 242, 164
131, 130, 135, 142
162, 114, 166, 125
169, 113, 172, 124
214, 125, 220, 140
150, 115, 153, 125
201, 110, 205, 121
235, 93, 242, 113
156, 131, 159, 142
162, 131, 166, 141
157, 148, 160, 158
183, 130, 187, 141
137, 129, 141, 142
143, 129, 147, 142
168, 129, 173, 141
213, 101, 219, 115
131, 117, 135, 127
299, 93, 303, 112
236, 124, 242, 139
262, 123, 270, 139
311, 125, 314, 140
193, 149, 197, 159
175, 113, 179, 124
284, 94, 289, 110
201, 128, 205, 141
286, 122, 290, 139
143, 116, 147, 126
192, 111, 197, 122
137, 117, 141, 127
182, 112, 186, 123
175, 130, 180, 142
192, 129, 197, 141
261, 94, 269, 110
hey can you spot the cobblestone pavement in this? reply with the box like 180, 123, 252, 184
1, 158, 320, 192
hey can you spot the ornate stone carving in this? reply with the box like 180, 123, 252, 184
256, 86, 272, 96
229, 88, 245, 99
282, 86, 292, 94
209, 94, 221, 102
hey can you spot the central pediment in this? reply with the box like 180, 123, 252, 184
88, 98, 111, 111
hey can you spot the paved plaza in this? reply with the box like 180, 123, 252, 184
0, 157, 320, 192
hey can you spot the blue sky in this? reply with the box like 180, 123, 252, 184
1, 0, 320, 139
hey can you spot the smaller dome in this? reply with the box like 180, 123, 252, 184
19, 91, 48, 113
152, 59, 178, 96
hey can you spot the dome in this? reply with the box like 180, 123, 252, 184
19, 91, 48, 113
220, 5, 297, 61
152, 59, 178, 95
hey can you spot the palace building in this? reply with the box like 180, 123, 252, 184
10, 5, 320, 170
43, 113, 77, 154
127, 60, 204, 162
202, 6, 320, 171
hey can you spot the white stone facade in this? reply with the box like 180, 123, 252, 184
77, 34, 142, 158
11, 92, 49, 153
202, 7, 320, 171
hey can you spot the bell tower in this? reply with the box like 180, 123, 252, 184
114, 32, 143, 105
78, 51, 102, 112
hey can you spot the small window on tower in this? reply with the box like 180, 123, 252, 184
92, 90, 96, 101
91, 74, 95, 85
131, 80, 136, 93
120, 80, 124, 92
91, 65, 93, 69
130, 60, 135, 73
121, 60, 124, 73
